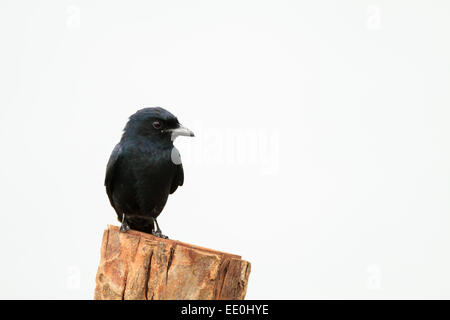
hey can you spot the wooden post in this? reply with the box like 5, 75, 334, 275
94, 225, 251, 300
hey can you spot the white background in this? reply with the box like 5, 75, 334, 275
1, 0, 449, 299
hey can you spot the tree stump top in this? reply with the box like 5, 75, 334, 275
94, 225, 251, 300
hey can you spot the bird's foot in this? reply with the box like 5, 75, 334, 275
119, 221, 130, 233
151, 230, 169, 239
120, 214, 131, 233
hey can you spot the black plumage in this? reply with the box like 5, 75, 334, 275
105, 107, 194, 238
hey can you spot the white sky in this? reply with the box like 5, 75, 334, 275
0, 0, 450, 299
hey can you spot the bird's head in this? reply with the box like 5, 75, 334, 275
123, 107, 194, 143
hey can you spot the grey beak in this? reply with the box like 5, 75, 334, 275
167, 125, 195, 140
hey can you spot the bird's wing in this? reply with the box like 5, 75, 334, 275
105, 143, 123, 207
170, 163, 184, 194
170, 147, 184, 194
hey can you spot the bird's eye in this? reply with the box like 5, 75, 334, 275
152, 121, 162, 129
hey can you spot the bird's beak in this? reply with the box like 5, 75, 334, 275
167, 125, 195, 141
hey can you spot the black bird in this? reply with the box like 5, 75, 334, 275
105, 107, 194, 238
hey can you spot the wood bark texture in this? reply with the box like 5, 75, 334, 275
94, 225, 251, 300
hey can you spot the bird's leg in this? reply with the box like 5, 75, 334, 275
151, 218, 169, 239
119, 214, 130, 233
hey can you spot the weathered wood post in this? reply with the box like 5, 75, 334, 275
94, 225, 251, 300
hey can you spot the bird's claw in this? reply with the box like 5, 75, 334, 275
120, 223, 130, 233
152, 230, 169, 239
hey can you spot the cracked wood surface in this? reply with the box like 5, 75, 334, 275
94, 225, 251, 300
